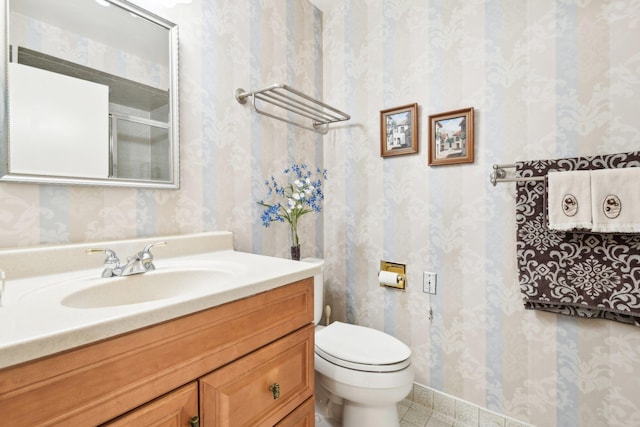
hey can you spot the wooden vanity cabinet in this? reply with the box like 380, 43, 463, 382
0, 278, 314, 426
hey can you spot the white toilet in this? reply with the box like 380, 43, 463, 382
304, 258, 415, 427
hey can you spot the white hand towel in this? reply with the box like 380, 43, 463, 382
547, 170, 592, 231
591, 167, 640, 233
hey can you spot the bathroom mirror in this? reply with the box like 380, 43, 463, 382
0, 0, 180, 188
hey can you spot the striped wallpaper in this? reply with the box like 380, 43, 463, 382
320, 1, 640, 426
1, 1, 639, 426
0, 0, 324, 253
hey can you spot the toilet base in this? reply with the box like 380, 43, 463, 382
315, 355, 414, 427
342, 401, 399, 427
316, 373, 402, 427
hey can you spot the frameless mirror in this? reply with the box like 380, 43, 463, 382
1, 0, 179, 188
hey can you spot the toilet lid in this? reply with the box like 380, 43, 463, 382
315, 322, 411, 372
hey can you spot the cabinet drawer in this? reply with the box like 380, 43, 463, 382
200, 324, 314, 427
101, 382, 198, 427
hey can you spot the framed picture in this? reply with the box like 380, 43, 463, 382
428, 107, 474, 166
380, 103, 418, 157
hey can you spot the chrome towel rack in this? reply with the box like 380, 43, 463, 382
235, 84, 350, 134
490, 163, 546, 186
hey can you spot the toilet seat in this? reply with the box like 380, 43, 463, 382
315, 321, 411, 373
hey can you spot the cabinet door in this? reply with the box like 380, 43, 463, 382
200, 325, 314, 427
102, 382, 198, 427
275, 397, 315, 427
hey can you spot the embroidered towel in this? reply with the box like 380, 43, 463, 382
547, 170, 592, 231
591, 167, 640, 233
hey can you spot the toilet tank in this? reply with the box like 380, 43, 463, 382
301, 258, 324, 325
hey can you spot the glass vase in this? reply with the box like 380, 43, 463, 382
290, 244, 301, 261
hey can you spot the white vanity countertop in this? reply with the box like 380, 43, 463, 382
0, 232, 320, 369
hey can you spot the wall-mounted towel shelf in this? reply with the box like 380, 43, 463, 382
490, 163, 545, 186
235, 84, 350, 134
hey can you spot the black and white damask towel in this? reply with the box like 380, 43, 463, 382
515, 151, 640, 326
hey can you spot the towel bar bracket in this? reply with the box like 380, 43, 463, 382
490, 164, 508, 186
235, 88, 249, 104
490, 163, 545, 186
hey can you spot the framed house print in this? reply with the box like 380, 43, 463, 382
380, 103, 418, 157
428, 107, 474, 166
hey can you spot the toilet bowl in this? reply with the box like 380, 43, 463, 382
303, 258, 414, 427
315, 321, 414, 427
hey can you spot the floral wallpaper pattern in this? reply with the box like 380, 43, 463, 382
1, 1, 640, 426
0, 0, 324, 254
320, 1, 640, 426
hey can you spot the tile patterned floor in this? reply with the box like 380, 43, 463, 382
398, 398, 462, 427
315, 397, 461, 427
315, 382, 531, 427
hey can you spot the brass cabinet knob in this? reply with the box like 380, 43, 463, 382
268, 383, 280, 400
189, 416, 200, 427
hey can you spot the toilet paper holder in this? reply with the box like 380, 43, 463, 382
379, 261, 406, 290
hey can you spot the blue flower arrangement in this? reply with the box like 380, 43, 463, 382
258, 164, 327, 253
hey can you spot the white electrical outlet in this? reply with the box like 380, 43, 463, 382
423, 272, 437, 294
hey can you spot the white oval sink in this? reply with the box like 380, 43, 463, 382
61, 269, 233, 309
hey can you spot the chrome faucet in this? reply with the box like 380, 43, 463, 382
121, 241, 167, 276
87, 241, 167, 278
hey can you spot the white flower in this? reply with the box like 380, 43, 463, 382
294, 179, 303, 187
288, 198, 296, 207
293, 193, 301, 200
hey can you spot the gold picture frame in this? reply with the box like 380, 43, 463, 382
380, 103, 418, 157
428, 107, 474, 166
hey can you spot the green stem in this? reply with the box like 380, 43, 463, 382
290, 218, 299, 247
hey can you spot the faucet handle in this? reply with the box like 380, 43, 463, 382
142, 240, 167, 255
86, 248, 121, 277
139, 241, 167, 271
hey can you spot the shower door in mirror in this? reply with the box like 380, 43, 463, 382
2, 0, 179, 188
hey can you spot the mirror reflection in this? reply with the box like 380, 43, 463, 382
3, 0, 179, 188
